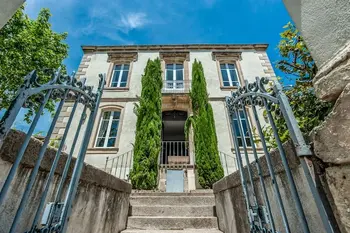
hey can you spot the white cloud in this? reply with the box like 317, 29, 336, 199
120, 13, 148, 30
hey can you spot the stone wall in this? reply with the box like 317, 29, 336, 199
0, 130, 132, 233
282, 1, 350, 232
213, 141, 332, 233
0, 0, 24, 29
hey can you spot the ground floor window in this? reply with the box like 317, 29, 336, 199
232, 110, 252, 147
95, 111, 120, 148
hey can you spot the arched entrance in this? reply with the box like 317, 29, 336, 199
161, 110, 189, 165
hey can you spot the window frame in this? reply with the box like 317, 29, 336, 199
232, 109, 252, 148
110, 64, 130, 88
94, 110, 121, 148
220, 63, 240, 87
165, 63, 184, 90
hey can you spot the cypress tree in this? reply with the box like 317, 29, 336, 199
186, 60, 224, 188
130, 58, 163, 189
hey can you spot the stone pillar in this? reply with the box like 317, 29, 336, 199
0, 0, 25, 29
283, 1, 350, 232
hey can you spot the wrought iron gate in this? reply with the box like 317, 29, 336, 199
0, 69, 105, 233
225, 77, 336, 233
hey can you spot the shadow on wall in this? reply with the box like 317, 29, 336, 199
0, 130, 131, 233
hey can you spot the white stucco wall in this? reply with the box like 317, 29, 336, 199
59, 47, 275, 175
0, 0, 24, 29
283, 0, 350, 66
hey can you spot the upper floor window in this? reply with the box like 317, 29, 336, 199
95, 111, 120, 148
110, 64, 129, 88
165, 64, 184, 89
220, 63, 240, 87
232, 110, 252, 147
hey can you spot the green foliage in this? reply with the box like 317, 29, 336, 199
263, 22, 334, 148
276, 22, 317, 80
130, 59, 163, 190
185, 60, 224, 188
49, 136, 62, 149
263, 81, 333, 148
0, 5, 68, 122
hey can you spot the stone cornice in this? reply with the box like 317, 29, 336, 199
107, 51, 138, 63
82, 44, 269, 54
159, 51, 190, 62
212, 51, 242, 61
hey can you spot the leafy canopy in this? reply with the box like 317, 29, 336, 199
0, 6, 68, 122
276, 22, 317, 80
263, 22, 333, 148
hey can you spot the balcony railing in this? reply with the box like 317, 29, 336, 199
160, 141, 190, 165
161, 80, 191, 94
219, 151, 238, 176
104, 150, 133, 181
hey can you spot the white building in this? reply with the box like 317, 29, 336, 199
53, 44, 276, 191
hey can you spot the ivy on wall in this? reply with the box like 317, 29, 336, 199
130, 58, 163, 190
185, 60, 224, 188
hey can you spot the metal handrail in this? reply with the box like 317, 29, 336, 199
160, 141, 189, 165
104, 149, 133, 181
219, 151, 238, 176
162, 80, 191, 94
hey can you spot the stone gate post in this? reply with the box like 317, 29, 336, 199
282, 1, 350, 232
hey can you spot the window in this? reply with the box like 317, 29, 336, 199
95, 111, 120, 148
232, 110, 252, 147
220, 63, 240, 87
110, 64, 129, 87
165, 64, 184, 89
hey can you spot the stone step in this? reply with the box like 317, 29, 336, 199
127, 216, 218, 230
122, 230, 222, 233
131, 192, 213, 196
130, 196, 215, 206
130, 205, 215, 217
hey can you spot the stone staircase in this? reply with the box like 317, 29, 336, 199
122, 191, 222, 233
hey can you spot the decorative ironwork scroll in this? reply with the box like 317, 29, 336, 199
0, 69, 105, 233
225, 77, 336, 233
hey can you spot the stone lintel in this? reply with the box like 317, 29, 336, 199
107, 52, 138, 63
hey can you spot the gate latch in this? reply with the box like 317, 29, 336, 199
41, 202, 64, 226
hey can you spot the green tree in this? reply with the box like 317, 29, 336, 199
276, 22, 317, 80
130, 59, 163, 190
185, 60, 224, 188
263, 22, 333, 148
0, 6, 68, 122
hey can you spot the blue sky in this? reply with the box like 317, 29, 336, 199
26, 0, 292, 76
9, 0, 292, 135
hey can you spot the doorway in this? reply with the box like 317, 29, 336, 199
161, 110, 189, 165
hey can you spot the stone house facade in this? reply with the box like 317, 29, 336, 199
52, 44, 276, 191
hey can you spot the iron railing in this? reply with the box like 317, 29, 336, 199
0, 69, 105, 233
219, 151, 238, 176
225, 77, 336, 233
161, 80, 191, 94
160, 141, 189, 165
104, 150, 133, 181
